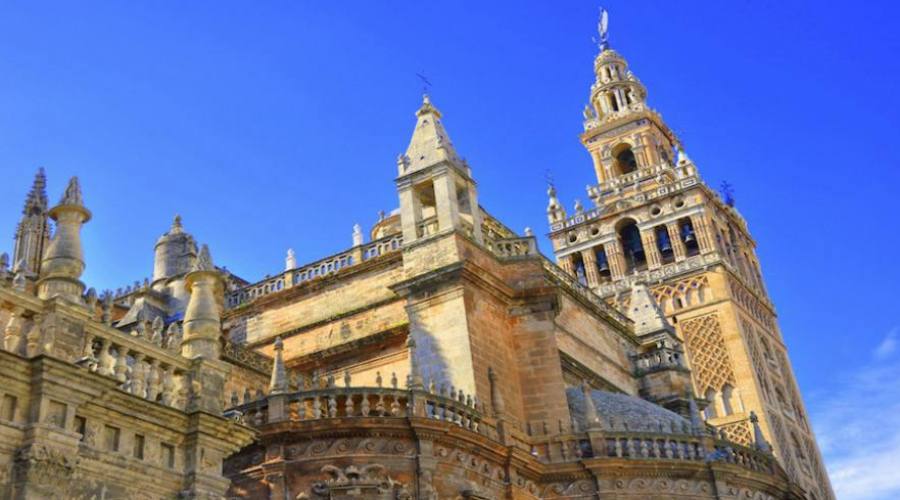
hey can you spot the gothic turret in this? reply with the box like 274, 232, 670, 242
37, 177, 91, 302
181, 244, 223, 359
546, 184, 566, 224
152, 215, 198, 290
13, 168, 50, 277
396, 95, 483, 245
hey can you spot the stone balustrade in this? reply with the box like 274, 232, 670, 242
631, 343, 685, 375
491, 236, 538, 259
226, 234, 405, 308
417, 216, 439, 238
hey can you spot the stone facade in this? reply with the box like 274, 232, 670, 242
0, 8, 828, 500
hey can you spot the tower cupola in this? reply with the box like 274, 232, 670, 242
152, 215, 198, 288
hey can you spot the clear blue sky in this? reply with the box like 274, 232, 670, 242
1, 2, 898, 497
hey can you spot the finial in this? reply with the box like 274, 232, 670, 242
688, 390, 705, 435
524, 227, 534, 237
285, 248, 297, 271
269, 336, 287, 394
193, 244, 215, 272
23, 167, 49, 214
59, 177, 84, 206
750, 411, 772, 453
171, 215, 184, 234
581, 380, 601, 428
416, 93, 441, 118
352, 223, 364, 246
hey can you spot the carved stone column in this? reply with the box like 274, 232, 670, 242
559, 254, 575, 276
606, 240, 627, 280
691, 213, 715, 254
581, 249, 601, 287
640, 229, 662, 270
667, 222, 687, 262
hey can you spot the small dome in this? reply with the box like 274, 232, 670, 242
596, 48, 625, 63
566, 387, 689, 434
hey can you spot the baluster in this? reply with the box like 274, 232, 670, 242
344, 393, 354, 416
313, 396, 322, 419
651, 439, 660, 458
614, 438, 623, 458
161, 366, 175, 407
560, 440, 569, 461
242, 388, 252, 404
131, 353, 147, 398
98, 338, 115, 376
297, 398, 307, 420
114, 346, 129, 382
390, 395, 401, 416
361, 392, 371, 416
665, 439, 675, 458
147, 359, 161, 402
375, 393, 385, 416
626, 438, 636, 457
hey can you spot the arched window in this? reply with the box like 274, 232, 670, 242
704, 388, 718, 419
612, 144, 638, 175
617, 219, 646, 271
721, 384, 735, 416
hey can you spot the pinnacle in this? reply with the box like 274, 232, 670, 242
403, 94, 462, 174
59, 177, 84, 207
193, 244, 215, 272
171, 215, 184, 234
628, 282, 673, 336
23, 167, 48, 214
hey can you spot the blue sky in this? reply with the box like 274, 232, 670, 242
1, 2, 898, 497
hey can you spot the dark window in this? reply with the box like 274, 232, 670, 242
615, 147, 638, 175
618, 222, 646, 271
133, 434, 145, 460
655, 226, 674, 263
74, 416, 87, 441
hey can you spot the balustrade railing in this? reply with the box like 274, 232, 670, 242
491, 237, 538, 259
631, 344, 685, 375
226, 234, 405, 308
417, 216, 439, 238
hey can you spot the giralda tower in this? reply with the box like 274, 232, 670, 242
546, 11, 834, 499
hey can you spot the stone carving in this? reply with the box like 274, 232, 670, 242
305, 464, 410, 499
681, 313, 736, 395
14, 444, 80, 492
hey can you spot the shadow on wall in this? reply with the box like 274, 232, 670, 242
410, 320, 452, 389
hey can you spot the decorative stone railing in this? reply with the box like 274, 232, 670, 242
0, 287, 191, 411
593, 252, 720, 298
222, 341, 272, 375
417, 217, 439, 238
490, 236, 538, 259
226, 234, 405, 308
541, 258, 631, 325
631, 344, 686, 376
79, 326, 191, 410
526, 428, 773, 474
227, 382, 496, 441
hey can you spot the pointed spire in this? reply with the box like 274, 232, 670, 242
193, 244, 215, 272
406, 335, 423, 390
628, 282, 674, 336
581, 380, 601, 429
688, 390, 705, 435
23, 168, 48, 215
750, 411, 772, 453
401, 94, 463, 175
269, 336, 288, 394
488, 367, 506, 417
59, 177, 84, 207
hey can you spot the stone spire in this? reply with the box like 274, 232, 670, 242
268, 336, 288, 394
13, 168, 50, 276
398, 95, 464, 175
750, 411, 771, 453
181, 244, 223, 359
581, 380, 601, 429
688, 390, 705, 435
37, 177, 91, 302
628, 282, 674, 337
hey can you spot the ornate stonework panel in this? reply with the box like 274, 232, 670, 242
718, 419, 753, 447
596, 477, 716, 498
681, 313, 736, 394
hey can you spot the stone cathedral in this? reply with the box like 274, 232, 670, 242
0, 11, 832, 500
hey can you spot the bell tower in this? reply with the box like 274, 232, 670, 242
396, 95, 483, 246
547, 10, 835, 499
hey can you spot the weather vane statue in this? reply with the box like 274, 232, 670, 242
598, 7, 610, 51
